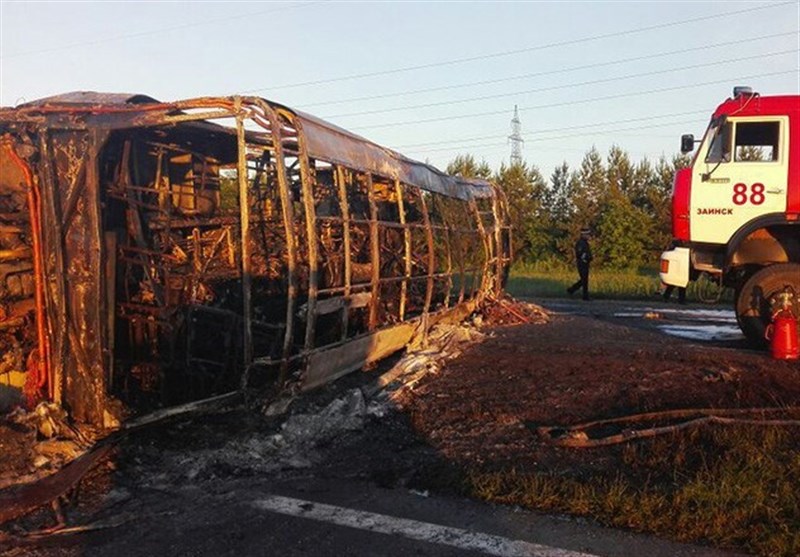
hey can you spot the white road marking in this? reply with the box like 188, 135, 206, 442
252, 495, 601, 557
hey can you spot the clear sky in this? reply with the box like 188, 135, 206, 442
1, 1, 798, 178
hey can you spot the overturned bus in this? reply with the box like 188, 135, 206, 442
0, 93, 511, 425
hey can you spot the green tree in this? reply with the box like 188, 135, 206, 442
558, 148, 605, 262
442, 146, 694, 269
494, 161, 548, 260
578, 147, 607, 210
605, 145, 634, 197
648, 154, 691, 250
544, 161, 573, 259
629, 158, 655, 211
595, 189, 653, 268
446, 154, 492, 179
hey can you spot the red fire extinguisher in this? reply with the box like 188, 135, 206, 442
765, 288, 799, 360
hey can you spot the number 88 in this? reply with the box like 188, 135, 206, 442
732, 183, 765, 205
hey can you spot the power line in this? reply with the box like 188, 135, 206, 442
394, 109, 712, 150
239, 1, 794, 93
300, 31, 796, 109
1, 2, 321, 59
326, 50, 797, 119
411, 132, 681, 155
410, 118, 703, 155
351, 70, 797, 131
420, 143, 664, 159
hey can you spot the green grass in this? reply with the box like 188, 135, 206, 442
465, 426, 800, 556
507, 260, 732, 303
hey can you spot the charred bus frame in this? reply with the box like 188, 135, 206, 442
0, 93, 511, 424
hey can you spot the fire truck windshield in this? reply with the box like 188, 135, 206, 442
705, 116, 732, 164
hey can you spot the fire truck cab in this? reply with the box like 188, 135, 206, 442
660, 87, 800, 345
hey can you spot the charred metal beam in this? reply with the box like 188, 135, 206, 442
336, 165, 352, 341
294, 117, 319, 352
367, 174, 380, 331
235, 100, 252, 366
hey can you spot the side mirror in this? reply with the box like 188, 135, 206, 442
680, 134, 695, 154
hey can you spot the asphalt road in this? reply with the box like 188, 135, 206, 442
536, 298, 751, 349
9, 475, 747, 557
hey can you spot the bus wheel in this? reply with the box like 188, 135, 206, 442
735, 263, 800, 347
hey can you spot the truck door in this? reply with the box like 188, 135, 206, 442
690, 116, 789, 245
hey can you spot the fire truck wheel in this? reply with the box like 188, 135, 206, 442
735, 263, 800, 347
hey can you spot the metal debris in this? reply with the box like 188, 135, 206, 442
0, 443, 114, 525
479, 295, 550, 327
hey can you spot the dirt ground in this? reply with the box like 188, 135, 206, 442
2, 297, 799, 555
404, 302, 800, 478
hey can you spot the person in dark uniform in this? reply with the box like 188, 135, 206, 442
662, 284, 687, 304
567, 227, 593, 301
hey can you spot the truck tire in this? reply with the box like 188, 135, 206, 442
735, 263, 800, 347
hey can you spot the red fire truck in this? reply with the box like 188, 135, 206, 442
660, 87, 799, 345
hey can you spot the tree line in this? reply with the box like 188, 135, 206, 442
446, 147, 691, 269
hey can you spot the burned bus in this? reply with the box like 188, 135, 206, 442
0, 93, 510, 425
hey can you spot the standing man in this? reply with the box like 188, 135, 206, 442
662, 284, 687, 304
567, 227, 593, 301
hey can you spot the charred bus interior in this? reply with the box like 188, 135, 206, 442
0, 94, 510, 424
